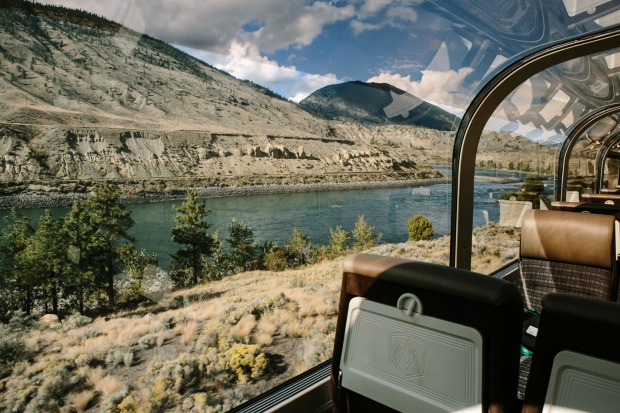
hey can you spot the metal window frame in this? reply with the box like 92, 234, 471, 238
451, 26, 620, 270
555, 104, 620, 199
595, 129, 620, 192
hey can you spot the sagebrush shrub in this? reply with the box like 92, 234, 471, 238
224, 343, 268, 383
0, 324, 26, 377
139, 333, 158, 349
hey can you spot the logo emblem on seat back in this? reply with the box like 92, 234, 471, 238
389, 333, 427, 377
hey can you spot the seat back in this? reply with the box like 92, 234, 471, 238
518, 209, 617, 312
331, 253, 523, 413
580, 193, 620, 204
522, 293, 620, 413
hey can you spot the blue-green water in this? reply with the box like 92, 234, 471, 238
0, 173, 522, 268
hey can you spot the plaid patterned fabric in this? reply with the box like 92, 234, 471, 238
517, 355, 532, 400
516, 258, 614, 399
517, 258, 613, 312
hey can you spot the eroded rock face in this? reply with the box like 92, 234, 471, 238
0, 132, 47, 180
2, 125, 437, 183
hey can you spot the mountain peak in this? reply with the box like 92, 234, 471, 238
300, 80, 459, 131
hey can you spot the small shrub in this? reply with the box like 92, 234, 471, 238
11, 359, 81, 412
106, 349, 125, 368
407, 214, 434, 241
224, 343, 268, 383
251, 293, 291, 317
0, 324, 26, 377
138, 333, 158, 349
263, 249, 287, 272
290, 277, 305, 288
123, 351, 134, 367
62, 313, 92, 331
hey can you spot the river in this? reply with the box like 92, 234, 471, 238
0, 168, 525, 268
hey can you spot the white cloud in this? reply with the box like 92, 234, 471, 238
350, 19, 385, 35
367, 68, 474, 109
386, 6, 418, 22
34, 0, 354, 56
181, 44, 339, 102
359, 0, 393, 16
349, 1, 420, 35
251, 2, 355, 53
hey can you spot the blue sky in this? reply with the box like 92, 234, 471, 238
33, 0, 476, 108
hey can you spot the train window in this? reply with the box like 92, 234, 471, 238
2, 0, 620, 411
0, 1, 456, 410
469, 42, 620, 274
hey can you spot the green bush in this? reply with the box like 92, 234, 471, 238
407, 214, 434, 241
263, 249, 287, 272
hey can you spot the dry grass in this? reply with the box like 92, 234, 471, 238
2, 223, 519, 413
254, 317, 278, 346
84, 366, 105, 388
281, 319, 304, 338
66, 390, 96, 412
229, 314, 256, 343
177, 320, 199, 345
95, 375, 127, 395
156, 330, 169, 347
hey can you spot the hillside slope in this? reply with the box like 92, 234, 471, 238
300, 81, 459, 131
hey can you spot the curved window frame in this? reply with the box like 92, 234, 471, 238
595, 130, 620, 193
555, 104, 620, 200
450, 26, 620, 270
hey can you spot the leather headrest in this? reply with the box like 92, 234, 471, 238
580, 193, 620, 204
520, 209, 615, 268
343, 253, 520, 306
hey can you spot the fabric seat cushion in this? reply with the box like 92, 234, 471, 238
517, 258, 613, 312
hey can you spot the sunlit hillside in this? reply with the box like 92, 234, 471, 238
0, 223, 518, 412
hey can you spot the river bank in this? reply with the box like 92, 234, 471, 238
0, 176, 448, 209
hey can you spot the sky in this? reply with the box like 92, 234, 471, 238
32, 0, 477, 107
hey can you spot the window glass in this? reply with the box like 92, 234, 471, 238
1, 0, 620, 411
472, 47, 620, 274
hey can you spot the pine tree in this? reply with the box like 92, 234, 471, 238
83, 183, 134, 307
326, 225, 350, 259
226, 218, 256, 272
0, 209, 34, 317
20, 210, 66, 314
351, 215, 380, 252
64, 200, 105, 313
206, 230, 233, 280
171, 189, 213, 286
